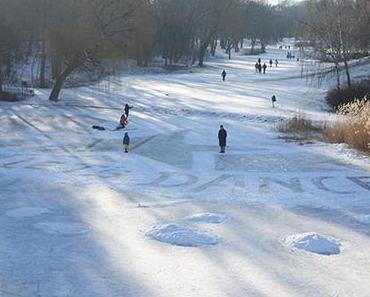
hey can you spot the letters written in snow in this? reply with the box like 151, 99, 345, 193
140, 172, 370, 194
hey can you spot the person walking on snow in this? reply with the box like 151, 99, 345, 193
258, 63, 262, 74
218, 125, 227, 153
221, 70, 227, 81
275, 59, 279, 67
123, 132, 130, 153
271, 95, 277, 108
124, 104, 133, 118
262, 63, 267, 74
269, 59, 273, 67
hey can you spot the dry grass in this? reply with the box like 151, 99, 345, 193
277, 114, 320, 134
323, 99, 370, 153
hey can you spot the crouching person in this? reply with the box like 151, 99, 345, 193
123, 132, 130, 153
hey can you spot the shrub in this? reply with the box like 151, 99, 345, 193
326, 80, 370, 110
0, 92, 19, 102
323, 99, 370, 153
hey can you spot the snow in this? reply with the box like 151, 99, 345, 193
184, 213, 227, 224
1, 45, 370, 296
146, 223, 219, 247
282, 232, 341, 256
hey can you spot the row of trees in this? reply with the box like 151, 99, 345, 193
0, 0, 306, 101
303, 0, 370, 88
2, 0, 368, 100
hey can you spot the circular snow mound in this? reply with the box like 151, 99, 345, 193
146, 223, 219, 247
185, 213, 227, 224
33, 222, 90, 235
283, 232, 341, 256
5, 207, 51, 218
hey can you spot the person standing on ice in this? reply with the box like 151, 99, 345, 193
262, 63, 267, 74
124, 104, 133, 118
123, 132, 130, 153
271, 95, 277, 108
275, 59, 279, 67
269, 59, 273, 67
218, 125, 227, 153
221, 70, 227, 81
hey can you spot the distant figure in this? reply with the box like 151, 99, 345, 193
124, 104, 133, 117
255, 62, 259, 73
262, 63, 267, 74
221, 70, 227, 81
269, 59, 273, 67
123, 132, 130, 153
258, 63, 262, 74
258, 58, 261, 64
275, 59, 279, 67
271, 95, 277, 108
218, 125, 227, 153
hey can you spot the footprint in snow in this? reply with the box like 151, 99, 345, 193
33, 222, 91, 236
5, 207, 51, 218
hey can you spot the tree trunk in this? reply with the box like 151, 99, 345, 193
198, 42, 209, 67
51, 53, 62, 80
251, 39, 256, 54
343, 57, 351, 88
334, 62, 340, 88
261, 41, 266, 53
211, 39, 217, 56
234, 40, 239, 53
39, 39, 47, 88
49, 61, 79, 101
0, 72, 3, 93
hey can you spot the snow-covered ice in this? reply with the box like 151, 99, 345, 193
282, 232, 341, 256
184, 213, 227, 224
1, 45, 370, 297
146, 223, 219, 247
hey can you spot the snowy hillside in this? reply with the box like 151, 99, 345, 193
1, 47, 370, 297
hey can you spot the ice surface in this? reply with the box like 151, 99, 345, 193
283, 232, 341, 255
146, 223, 219, 247
5, 207, 51, 218
185, 213, 227, 224
1, 44, 370, 297
33, 222, 91, 235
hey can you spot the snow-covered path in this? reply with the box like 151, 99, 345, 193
1, 48, 370, 297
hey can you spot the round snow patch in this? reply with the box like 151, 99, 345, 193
146, 223, 219, 247
33, 222, 90, 235
5, 207, 51, 218
283, 232, 341, 256
185, 213, 227, 224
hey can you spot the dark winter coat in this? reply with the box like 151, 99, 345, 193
218, 128, 227, 147
222, 70, 226, 77
124, 104, 132, 116
123, 133, 130, 145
